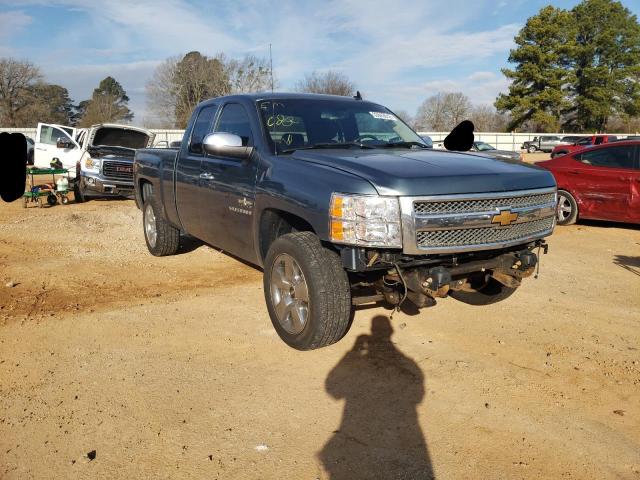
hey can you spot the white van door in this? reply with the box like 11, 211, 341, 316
34, 123, 82, 177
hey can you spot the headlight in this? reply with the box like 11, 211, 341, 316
329, 193, 402, 247
84, 158, 100, 171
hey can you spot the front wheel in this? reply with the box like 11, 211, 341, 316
263, 232, 352, 350
143, 193, 180, 256
556, 190, 578, 225
527, 145, 537, 153
450, 275, 518, 306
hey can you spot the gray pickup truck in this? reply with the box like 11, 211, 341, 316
521, 135, 563, 153
134, 93, 557, 350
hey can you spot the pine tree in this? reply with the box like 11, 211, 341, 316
567, 0, 640, 131
78, 76, 133, 126
495, 6, 576, 132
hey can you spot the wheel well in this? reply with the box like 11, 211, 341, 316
139, 180, 153, 202
259, 209, 315, 261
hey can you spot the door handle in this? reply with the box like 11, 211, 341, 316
568, 170, 580, 175
199, 172, 214, 180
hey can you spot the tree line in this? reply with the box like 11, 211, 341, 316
0, 57, 133, 128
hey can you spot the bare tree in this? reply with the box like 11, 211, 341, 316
146, 56, 181, 127
223, 54, 273, 94
0, 58, 42, 127
149, 51, 272, 128
296, 71, 355, 96
415, 92, 472, 131
393, 109, 414, 128
469, 105, 510, 132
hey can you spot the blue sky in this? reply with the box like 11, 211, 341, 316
1, 0, 639, 126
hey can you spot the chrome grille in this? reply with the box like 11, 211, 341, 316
102, 161, 134, 181
414, 192, 556, 215
416, 216, 555, 248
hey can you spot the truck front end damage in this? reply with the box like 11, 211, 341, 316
341, 187, 556, 309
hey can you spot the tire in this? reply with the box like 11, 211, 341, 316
61, 195, 69, 205
142, 192, 180, 256
263, 232, 352, 350
47, 193, 57, 206
556, 190, 578, 225
527, 145, 537, 153
450, 275, 518, 306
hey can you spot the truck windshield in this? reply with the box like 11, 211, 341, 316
257, 98, 426, 153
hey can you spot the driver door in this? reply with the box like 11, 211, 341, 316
34, 123, 81, 174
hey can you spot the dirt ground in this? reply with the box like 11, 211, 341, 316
1, 194, 639, 480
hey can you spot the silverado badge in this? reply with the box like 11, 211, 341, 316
492, 209, 519, 226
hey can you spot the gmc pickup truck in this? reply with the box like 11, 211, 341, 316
134, 93, 557, 350
550, 135, 617, 158
34, 122, 155, 201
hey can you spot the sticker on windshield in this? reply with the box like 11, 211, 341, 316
370, 112, 397, 121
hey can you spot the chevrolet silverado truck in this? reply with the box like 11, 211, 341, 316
34, 123, 155, 201
550, 134, 617, 158
133, 93, 557, 350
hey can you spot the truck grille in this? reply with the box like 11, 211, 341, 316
401, 188, 557, 254
414, 192, 556, 215
102, 161, 134, 181
416, 216, 555, 249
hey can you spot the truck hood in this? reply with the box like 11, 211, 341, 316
88, 124, 155, 150
88, 145, 136, 160
291, 148, 556, 196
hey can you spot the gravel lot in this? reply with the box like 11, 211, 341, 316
0, 194, 639, 479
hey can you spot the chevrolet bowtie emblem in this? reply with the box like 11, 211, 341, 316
492, 209, 519, 226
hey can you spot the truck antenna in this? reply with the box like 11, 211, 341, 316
269, 43, 274, 93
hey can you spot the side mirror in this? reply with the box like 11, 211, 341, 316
203, 133, 253, 159
56, 137, 74, 149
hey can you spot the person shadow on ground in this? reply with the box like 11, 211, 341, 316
318, 315, 435, 480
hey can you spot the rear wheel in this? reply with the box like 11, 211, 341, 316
450, 274, 518, 306
556, 190, 578, 225
47, 193, 57, 206
263, 232, 352, 350
143, 192, 180, 256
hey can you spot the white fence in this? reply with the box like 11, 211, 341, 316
418, 131, 639, 152
3, 127, 638, 152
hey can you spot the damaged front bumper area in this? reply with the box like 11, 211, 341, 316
345, 187, 555, 309
348, 242, 547, 308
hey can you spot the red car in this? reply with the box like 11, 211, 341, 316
550, 134, 617, 158
537, 140, 640, 225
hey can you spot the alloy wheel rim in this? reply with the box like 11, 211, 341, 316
145, 204, 157, 248
557, 195, 572, 221
270, 253, 309, 335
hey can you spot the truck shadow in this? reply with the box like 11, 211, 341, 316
318, 315, 435, 480
613, 255, 640, 277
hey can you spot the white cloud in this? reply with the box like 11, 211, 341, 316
0, 10, 32, 38
1, 0, 520, 123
